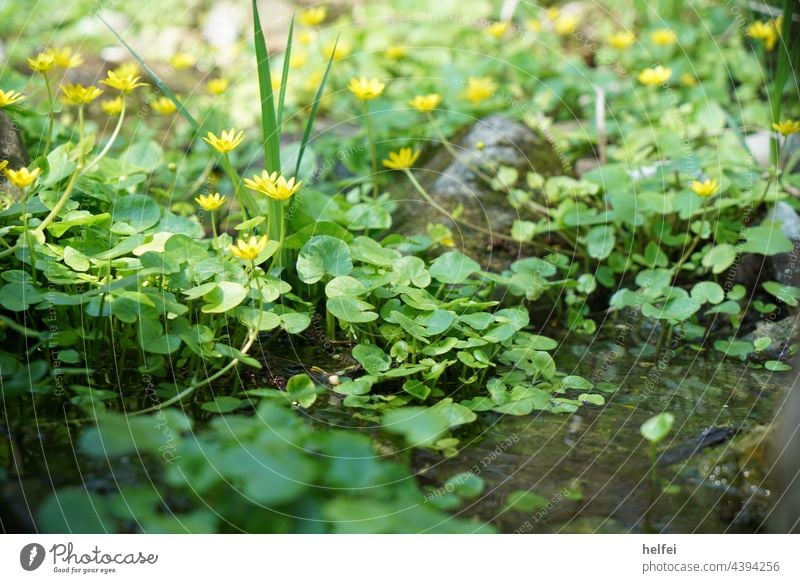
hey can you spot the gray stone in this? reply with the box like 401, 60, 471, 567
0, 111, 29, 170
392, 115, 563, 266
747, 315, 799, 361
768, 201, 800, 288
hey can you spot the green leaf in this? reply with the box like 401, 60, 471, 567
503, 490, 548, 513
429, 251, 481, 284
286, 374, 318, 407
327, 296, 379, 323
402, 379, 431, 401
702, 244, 737, 274
738, 224, 793, 256
352, 344, 391, 375
443, 472, 485, 499
561, 375, 592, 390
579, 393, 605, 406
297, 235, 353, 284
763, 281, 800, 307
584, 225, 615, 260
201, 396, 243, 413
640, 412, 675, 444
111, 194, 161, 234
765, 360, 791, 372
691, 281, 725, 305
201, 282, 248, 314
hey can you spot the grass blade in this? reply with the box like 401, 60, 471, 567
98, 13, 200, 133
277, 15, 295, 131
252, 0, 281, 173
294, 35, 338, 177
769, 0, 798, 164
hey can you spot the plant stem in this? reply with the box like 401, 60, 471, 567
131, 329, 259, 416
426, 112, 551, 217
84, 98, 126, 173
403, 168, 544, 247
34, 167, 80, 236
221, 154, 261, 225
43, 73, 55, 156
210, 209, 219, 247
364, 101, 379, 199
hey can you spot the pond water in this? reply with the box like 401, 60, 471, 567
0, 326, 786, 533
413, 330, 784, 533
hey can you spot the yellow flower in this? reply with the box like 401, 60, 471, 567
52, 47, 84, 69
243, 171, 302, 200
229, 235, 269, 261
101, 70, 148, 93
651, 28, 677, 46
298, 6, 327, 27
409, 93, 441, 113
382, 147, 421, 170
0, 89, 25, 108
554, 15, 578, 35
384, 46, 407, 59
27, 51, 55, 73
547, 7, 560, 21
680, 72, 697, 87
151, 96, 177, 115
195, 192, 227, 211
113, 62, 140, 78
486, 21, 509, 39
272, 77, 282, 92
60, 84, 103, 106
290, 51, 307, 68
347, 77, 385, 101
324, 41, 351, 61
101, 96, 124, 116
206, 78, 229, 95
4, 166, 41, 189
747, 19, 780, 51
773, 119, 800, 136
463, 76, 497, 103
203, 129, 244, 154
170, 53, 197, 69
691, 178, 719, 197
298, 30, 314, 45
527, 19, 542, 32
609, 30, 636, 50
637, 65, 672, 86
303, 70, 324, 93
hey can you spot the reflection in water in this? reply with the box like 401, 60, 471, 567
414, 335, 789, 533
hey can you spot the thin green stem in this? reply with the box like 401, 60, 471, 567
43, 74, 55, 156
77, 106, 86, 166
364, 101, 379, 199
131, 328, 259, 416
210, 210, 219, 247
84, 98, 126, 173
403, 168, 541, 247
221, 154, 259, 224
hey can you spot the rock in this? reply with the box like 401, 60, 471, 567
746, 316, 799, 361
392, 115, 564, 267
0, 111, 29, 170
575, 156, 601, 178
770, 380, 800, 533
783, 134, 800, 174
768, 201, 800, 288
745, 131, 772, 168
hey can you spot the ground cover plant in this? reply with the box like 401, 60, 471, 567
0, 0, 798, 533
